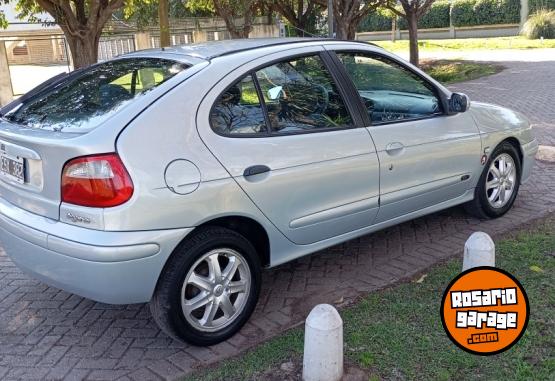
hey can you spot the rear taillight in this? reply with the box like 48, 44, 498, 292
61, 153, 133, 208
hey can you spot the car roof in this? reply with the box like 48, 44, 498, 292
123, 38, 380, 61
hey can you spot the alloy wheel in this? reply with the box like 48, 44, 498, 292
180, 248, 251, 332
485, 153, 517, 209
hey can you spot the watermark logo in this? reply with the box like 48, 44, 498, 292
441, 267, 529, 355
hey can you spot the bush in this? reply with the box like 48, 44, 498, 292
521, 9, 555, 38
398, 0, 451, 29
358, 9, 393, 32
421, 0, 452, 28
359, 0, 523, 32
529, 0, 555, 13
452, 0, 520, 26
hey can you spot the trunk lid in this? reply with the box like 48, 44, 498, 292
0, 122, 85, 219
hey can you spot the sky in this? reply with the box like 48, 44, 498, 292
1, 3, 56, 31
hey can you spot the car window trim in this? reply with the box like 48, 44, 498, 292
208, 51, 362, 139
327, 49, 447, 127
251, 73, 271, 133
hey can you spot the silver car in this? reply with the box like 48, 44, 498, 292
0, 38, 538, 345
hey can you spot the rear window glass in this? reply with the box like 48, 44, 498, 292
3, 58, 188, 132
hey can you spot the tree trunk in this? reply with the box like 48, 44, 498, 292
66, 33, 100, 69
159, 0, 171, 47
335, 17, 358, 40
335, 21, 348, 39
407, 13, 419, 66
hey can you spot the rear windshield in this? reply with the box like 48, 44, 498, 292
3, 58, 188, 132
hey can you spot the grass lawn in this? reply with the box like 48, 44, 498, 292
421, 60, 502, 84
185, 218, 555, 381
374, 36, 555, 52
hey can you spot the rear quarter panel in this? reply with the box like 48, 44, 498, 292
110, 64, 276, 233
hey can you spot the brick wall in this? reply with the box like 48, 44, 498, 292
5, 38, 67, 65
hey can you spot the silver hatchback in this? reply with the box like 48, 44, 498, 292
0, 38, 538, 345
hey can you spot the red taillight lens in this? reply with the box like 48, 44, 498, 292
61, 153, 134, 208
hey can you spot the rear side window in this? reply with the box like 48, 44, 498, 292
210, 75, 268, 135
3, 58, 188, 131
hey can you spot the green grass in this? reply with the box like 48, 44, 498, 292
421, 60, 502, 83
185, 218, 555, 381
374, 36, 555, 52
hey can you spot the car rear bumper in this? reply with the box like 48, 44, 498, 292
521, 139, 539, 184
0, 197, 192, 304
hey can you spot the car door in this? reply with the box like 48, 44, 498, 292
197, 48, 380, 245
330, 49, 482, 223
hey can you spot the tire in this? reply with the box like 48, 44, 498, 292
465, 141, 521, 219
150, 226, 261, 346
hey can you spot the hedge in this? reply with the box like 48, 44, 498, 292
357, 9, 393, 32
451, 0, 520, 26
529, 0, 555, 12
358, 0, 521, 32
398, 0, 451, 29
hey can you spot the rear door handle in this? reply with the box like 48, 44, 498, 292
385, 142, 405, 155
243, 165, 270, 177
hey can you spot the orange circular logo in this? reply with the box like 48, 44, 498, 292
441, 267, 529, 355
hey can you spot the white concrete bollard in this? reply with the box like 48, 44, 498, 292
302, 304, 343, 381
462, 232, 495, 271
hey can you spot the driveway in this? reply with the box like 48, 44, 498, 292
1, 58, 554, 380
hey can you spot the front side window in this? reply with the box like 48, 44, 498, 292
255, 55, 353, 133
336, 53, 442, 124
3, 58, 187, 131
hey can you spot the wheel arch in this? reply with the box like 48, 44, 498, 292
193, 215, 271, 268
499, 137, 523, 164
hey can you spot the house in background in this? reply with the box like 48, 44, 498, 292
0, 4, 68, 66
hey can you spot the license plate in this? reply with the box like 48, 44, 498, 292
0, 152, 25, 184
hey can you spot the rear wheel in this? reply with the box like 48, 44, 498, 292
465, 142, 521, 219
150, 226, 261, 346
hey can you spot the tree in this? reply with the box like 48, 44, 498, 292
0, 11, 7, 29
120, 0, 212, 29
272, 0, 323, 36
314, 0, 385, 39
186, 0, 259, 38
10, 0, 126, 68
386, 0, 436, 66
159, 0, 170, 46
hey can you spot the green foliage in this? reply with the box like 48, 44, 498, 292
451, 0, 520, 26
399, 0, 451, 29
184, 0, 215, 14
529, 0, 555, 12
358, 9, 394, 32
120, 0, 211, 29
521, 9, 555, 38
0, 10, 6, 29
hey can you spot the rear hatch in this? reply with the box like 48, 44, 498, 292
0, 55, 204, 221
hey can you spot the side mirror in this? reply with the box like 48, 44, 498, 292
449, 93, 470, 113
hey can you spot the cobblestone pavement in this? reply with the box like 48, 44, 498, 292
1, 60, 554, 380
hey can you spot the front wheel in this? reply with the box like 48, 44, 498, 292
465, 142, 521, 219
150, 227, 261, 346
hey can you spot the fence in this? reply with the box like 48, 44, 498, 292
98, 35, 136, 62
356, 23, 521, 41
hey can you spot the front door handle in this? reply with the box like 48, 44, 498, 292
243, 165, 270, 177
385, 142, 405, 156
